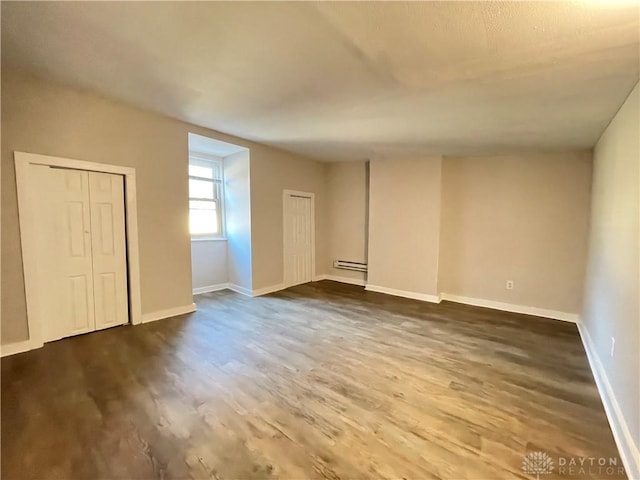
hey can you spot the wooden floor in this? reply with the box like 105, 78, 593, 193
2, 281, 624, 480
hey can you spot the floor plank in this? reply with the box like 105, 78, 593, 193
1, 281, 625, 479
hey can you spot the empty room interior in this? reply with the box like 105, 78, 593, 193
1, 1, 639, 479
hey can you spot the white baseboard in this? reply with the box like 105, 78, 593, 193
228, 283, 286, 297
320, 274, 366, 287
3, 302, 199, 355
192, 282, 286, 298
193, 283, 229, 295
577, 322, 640, 480
228, 283, 253, 296
440, 293, 579, 323
141, 303, 197, 324
365, 284, 441, 303
315, 273, 366, 286
1, 339, 40, 357
252, 283, 286, 297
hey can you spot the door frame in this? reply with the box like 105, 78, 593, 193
282, 189, 316, 288
15, 151, 143, 351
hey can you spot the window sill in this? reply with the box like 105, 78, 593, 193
191, 237, 227, 242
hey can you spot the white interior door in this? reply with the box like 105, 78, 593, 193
89, 172, 128, 330
33, 167, 128, 342
40, 168, 96, 341
283, 192, 313, 287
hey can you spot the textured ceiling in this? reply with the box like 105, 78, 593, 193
2, 1, 639, 161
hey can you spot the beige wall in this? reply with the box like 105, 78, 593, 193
325, 161, 368, 283
249, 149, 327, 290
367, 157, 442, 296
191, 241, 228, 290
2, 71, 190, 343
1, 70, 325, 344
225, 150, 253, 291
582, 82, 639, 475
439, 152, 592, 314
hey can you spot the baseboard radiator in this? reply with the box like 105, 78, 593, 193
333, 260, 367, 273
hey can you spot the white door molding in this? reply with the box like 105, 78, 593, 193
282, 189, 316, 288
14, 151, 143, 352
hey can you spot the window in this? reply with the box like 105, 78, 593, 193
189, 155, 224, 237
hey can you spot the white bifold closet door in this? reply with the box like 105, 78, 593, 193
36, 167, 128, 342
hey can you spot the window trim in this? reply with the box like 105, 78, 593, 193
188, 153, 225, 240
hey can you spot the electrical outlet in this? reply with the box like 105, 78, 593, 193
506, 280, 514, 290
610, 337, 615, 357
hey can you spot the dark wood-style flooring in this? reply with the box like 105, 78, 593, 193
2, 281, 624, 479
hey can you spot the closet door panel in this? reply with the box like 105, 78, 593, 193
89, 172, 129, 330
42, 168, 96, 341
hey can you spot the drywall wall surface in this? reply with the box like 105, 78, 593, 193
326, 161, 368, 283
582, 82, 639, 475
249, 149, 327, 291
1, 70, 194, 342
225, 150, 253, 291
191, 240, 228, 290
1, 69, 323, 343
367, 156, 442, 296
439, 151, 592, 314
